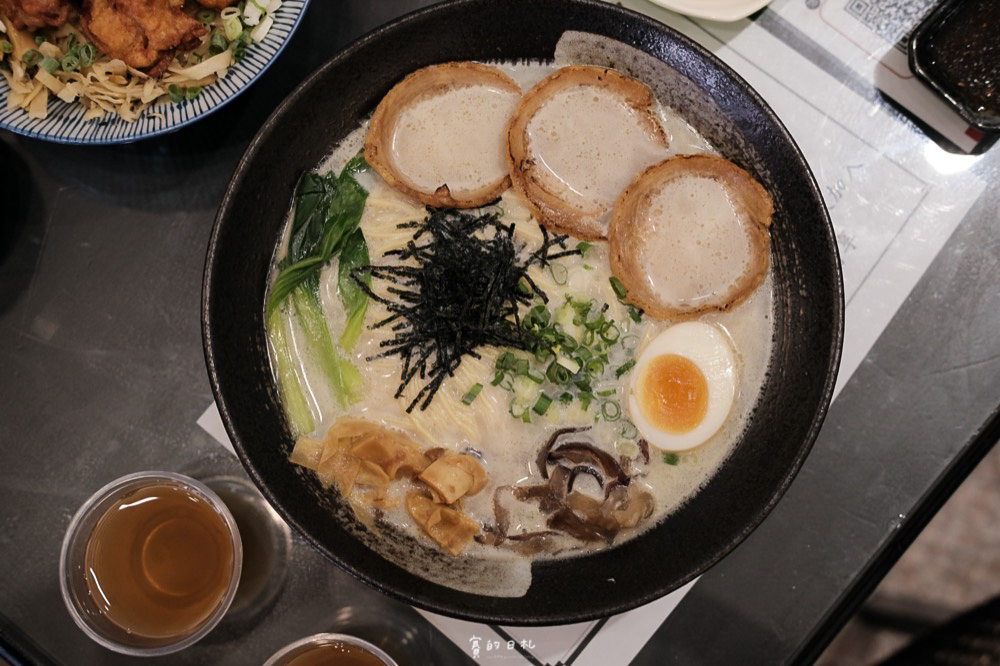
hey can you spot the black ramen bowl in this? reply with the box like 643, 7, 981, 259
203, 0, 843, 625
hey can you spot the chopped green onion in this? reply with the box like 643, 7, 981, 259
532, 393, 553, 415
628, 306, 643, 323
223, 14, 244, 41
462, 383, 484, 405
60, 54, 80, 71
599, 321, 620, 343
167, 84, 185, 103
597, 389, 616, 397
601, 400, 621, 421
576, 241, 593, 256
620, 420, 638, 439
209, 30, 229, 54
610, 276, 627, 300
546, 360, 571, 384
78, 42, 96, 67
39, 55, 59, 74
21, 49, 43, 68
549, 262, 568, 285
34, 35, 46, 45
526, 371, 545, 385
558, 332, 578, 351
585, 357, 605, 375
496, 351, 515, 371
615, 359, 636, 378
185, 85, 202, 101
555, 355, 581, 374
491, 370, 505, 386
664, 453, 680, 465
525, 303, 550, 328
230, 28, 252, 61
559, 391, 574, 405
0, 41, 13, 55
196, 8, 217, 24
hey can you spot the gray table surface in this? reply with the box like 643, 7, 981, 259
2, 2, 999, 665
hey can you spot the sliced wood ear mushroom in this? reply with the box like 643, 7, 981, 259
507, 65, 670, 240
609, 154, 773, 320
364, 62, 522, 208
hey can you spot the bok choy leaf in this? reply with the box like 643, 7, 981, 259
265, 155, 370, 430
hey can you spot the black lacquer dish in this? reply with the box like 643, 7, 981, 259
203, 0, 843, 625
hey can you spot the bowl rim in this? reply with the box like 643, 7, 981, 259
203, 0, 843, 625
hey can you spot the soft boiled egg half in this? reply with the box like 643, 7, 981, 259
628, 321, 737, 452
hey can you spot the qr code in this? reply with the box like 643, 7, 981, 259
844, 0, 935, 45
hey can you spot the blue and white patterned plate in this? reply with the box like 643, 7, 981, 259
0, 0, 309, 145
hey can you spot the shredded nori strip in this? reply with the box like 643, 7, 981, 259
353, 207, 577, 412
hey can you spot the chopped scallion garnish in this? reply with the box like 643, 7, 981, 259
610, 276, 627, 301
78, 42, 96, 67
615, 359, 636, 378
462, 383, 484, 405
60, 54, 79, 72
39, 55, 59, 74
664, 453, 680, 465
196, 8, 217, 24
532, 393, 553, 415
550, 262, 568, 285
209, 31, 229, 55
21, 49, 42, 68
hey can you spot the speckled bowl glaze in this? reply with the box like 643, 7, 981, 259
203, 0, 843, 625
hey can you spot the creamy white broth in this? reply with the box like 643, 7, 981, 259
268, 61, 774, 590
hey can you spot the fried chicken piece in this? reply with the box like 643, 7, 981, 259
80, 0, 207, 77
0, 0, 73, 29
194, 0, 237, 9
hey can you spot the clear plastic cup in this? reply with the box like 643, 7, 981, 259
264, 633, 399, 666
59, 471, 243, 656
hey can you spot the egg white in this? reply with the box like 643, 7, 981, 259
627, 321, 737, 452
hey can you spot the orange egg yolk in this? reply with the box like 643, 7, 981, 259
638, 354, 709, 434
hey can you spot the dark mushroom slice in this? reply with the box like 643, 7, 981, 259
566, 464, 604, 495
547, 442, 630, 486
537, 426, 592, 479
507, 530, 564, 556
514, 464, 570, 513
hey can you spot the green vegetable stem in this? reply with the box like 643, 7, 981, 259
265, 155, 370, 433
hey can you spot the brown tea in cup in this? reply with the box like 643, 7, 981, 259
84, 482, 236, 638
61, 471, 243, 656
264, 634, 398, 666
